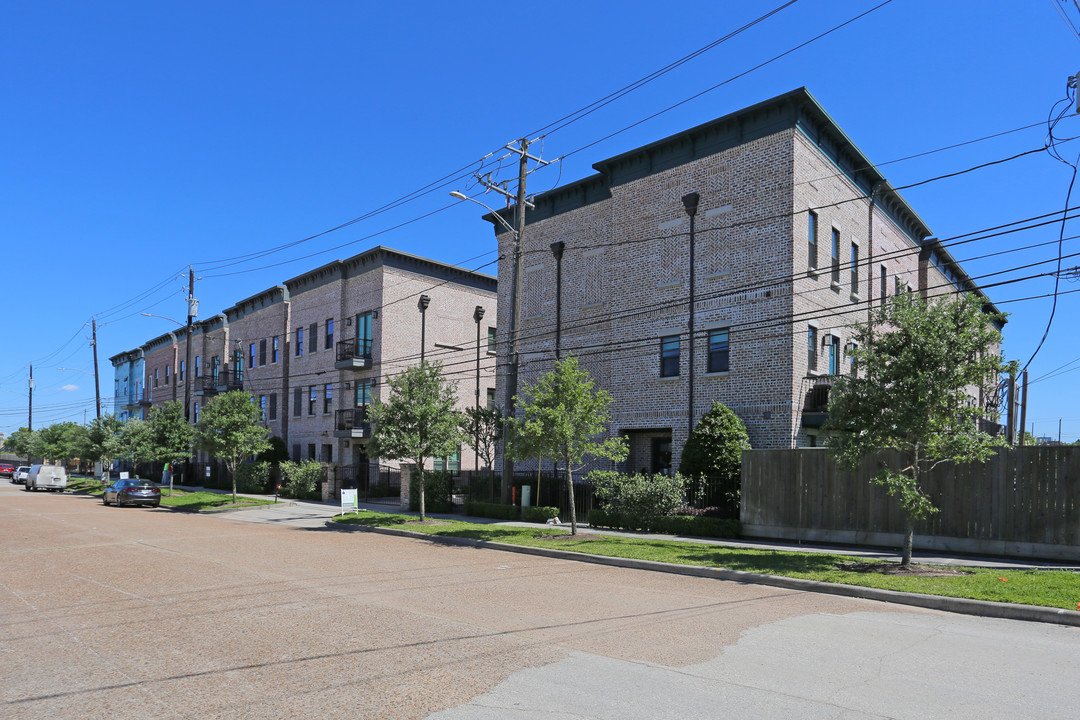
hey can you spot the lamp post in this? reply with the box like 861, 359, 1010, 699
682, 192, 699, 435
418, 295, 431, 365
451, 190, 523, 503
473, 305, 485, 473
550, 241, 565, 359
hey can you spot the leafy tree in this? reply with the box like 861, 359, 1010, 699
679, 401, 751, 502
258, 436, 290, 464
460, 405, 502, 476
196, 391, 271, 503
145, 401, 195, 495
31, 422, 84, 465
369, 362, 462, 521
825, 292, 1007, 567
117, 418, 156, 471
83, 414, 125, 478
6, 427, 37, 462
511, 355, 628, 534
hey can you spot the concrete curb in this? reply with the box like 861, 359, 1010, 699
329, 520, 1080, 628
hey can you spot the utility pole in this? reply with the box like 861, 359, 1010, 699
28, 364, 33, 431
501, 138, 529, 503
1019, 370, 1029, 446
185, 267, 196, 422
91, 317, 102, 420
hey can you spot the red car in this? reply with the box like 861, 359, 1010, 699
0, 464, 15, 479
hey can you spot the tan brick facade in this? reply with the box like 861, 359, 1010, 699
494, 88, 1001, 473
116, 247, 496, 498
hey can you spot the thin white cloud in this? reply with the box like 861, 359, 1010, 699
59, 384, 79, 392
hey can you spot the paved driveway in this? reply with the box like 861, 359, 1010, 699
2, 485, 1077, 719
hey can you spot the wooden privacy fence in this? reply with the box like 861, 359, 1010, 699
741, 446, 1080, 561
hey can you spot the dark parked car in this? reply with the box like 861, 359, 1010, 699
102, 478, 162, 508
0, 463, 14, 479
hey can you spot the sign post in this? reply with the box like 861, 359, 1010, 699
341, 488, 358, 516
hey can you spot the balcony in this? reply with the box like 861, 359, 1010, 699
138, 389, 153, 407
121, 390, 148, 409
334, 408, 372, 439
193, 376, 217, 396
801, 375, 835, 428
336, 339, 373, 370
214, 364, 244, 393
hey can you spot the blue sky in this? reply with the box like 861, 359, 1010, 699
3, 0, 1079, 442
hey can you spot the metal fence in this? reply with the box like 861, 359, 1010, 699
330, 464, 401, 505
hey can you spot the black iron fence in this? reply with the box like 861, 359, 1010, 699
331, 463, 401, 504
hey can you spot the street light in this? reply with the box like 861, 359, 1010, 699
450, 191, 518, 238
418, 295, 431, 365
141, 312, 183, 326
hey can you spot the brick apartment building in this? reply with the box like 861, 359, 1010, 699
113, 247, 498, 496
490, 87, 1002, 474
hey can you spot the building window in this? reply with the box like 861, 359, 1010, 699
308, 323, 317, 354
193, 403, 199, 423
356, 312, 373, 357
830, 228, 840, 283
322, 444, 333, 464
292, 444, 301, 461
293, 387, 302, 417
308, 386, 317, 416
808, 210, 818, 270
325, 319, 334, 350
850, 242, 859, 290
179, 360, 185, 382
296, 328, 304, 357
233, 350, 244, 382
211, 356, 220, 381
195, 355, 200, 377
487, 327, 497, 353
356, 379, 373, 408
846, 343, 857, 377
154, 369, 159, 388
435, 449, 461, 474
324, 383, 333, 414
308, 444, 316, 461
487, 388, 496, 409
828, 335, 840, 375
259, 395, 267, 421
272, 337, 279, 363
707, 328, 730, 373
269, 393, 277, 420
165, 366, 170, 385
660, 336, 680, 377
249, 343, 256, 370
880, 265, 888, 305
808, 326, 818, 371
259, 339, 267, 366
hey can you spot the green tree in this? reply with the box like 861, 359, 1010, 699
280, 459, 322, 498
84, 414, 125, 477
117, 418, 156, 471
196, 391, 271, 503
6, 427, 37, 462
825, 292, 1007, 567
369, 362, 461, 521
145, 401, 195, 495
511, 355, 628, 534
679, 401, 751, 502
31, 422, 84, 465
460, 405, 502, 477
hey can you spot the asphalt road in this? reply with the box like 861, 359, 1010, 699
2, 484, 1078, 720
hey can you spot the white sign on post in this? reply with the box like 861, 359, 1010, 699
341, 488, 358, 515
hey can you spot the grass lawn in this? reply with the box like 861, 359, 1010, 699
65, 477, 275, 510
333, 510, 1080, 611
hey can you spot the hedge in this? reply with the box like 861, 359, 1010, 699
588, 508, 740, 539
464, 501, 519, 520
521, 506, 560, 523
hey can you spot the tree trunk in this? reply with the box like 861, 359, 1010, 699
229, 460, 237, 504
565, 452, 577, 535
902, 519, 914, 568
416, 461, 426, 521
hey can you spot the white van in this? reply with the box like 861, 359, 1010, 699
26, 465, 68, 492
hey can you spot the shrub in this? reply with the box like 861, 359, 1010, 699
409, 470, 453, 513
257, 436, 290, 464
590, 471, 686, 531
588, 508, 739, 538
235, 461, 271, 493
280, 460, 322, 499
678, 401, 750, 488
464, 501, 519, 520
522, 505, 560, 523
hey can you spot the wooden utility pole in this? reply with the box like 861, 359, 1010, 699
28, 364, 33, 431
185, 266, 196, 422
91, 317, 102, 420
500, 138, 529, 503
